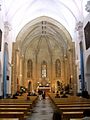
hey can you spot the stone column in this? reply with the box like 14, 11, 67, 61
19, 56, 23, 86
75, 21, 84, 93
4, 21, 11, 96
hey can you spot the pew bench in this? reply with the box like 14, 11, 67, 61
70, 118, 82, 120
0, 104, 31, 112
0, 105, 33, 115
0, 104, 30, 108
0, 102, 33, 109
0, 108, 28, 115
0, 118, 19, 120
63, 111, 83, 120
59, 107, 90, 112
0, 112, 25, 120
57, 104, 90, 108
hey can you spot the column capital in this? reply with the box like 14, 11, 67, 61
4, 21, 11, 38
4, 21, 11, 31
75, 21, 83, 40
85, 1, 90, 12
75, 21, 83, 31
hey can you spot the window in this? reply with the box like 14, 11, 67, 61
55, 59, 61, 77
27, 59, 33, 78
41, 60, 47, 78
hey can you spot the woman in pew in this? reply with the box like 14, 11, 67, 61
82, 109, 90, 120
55, 91, 60, 98
53, 109, 62, 120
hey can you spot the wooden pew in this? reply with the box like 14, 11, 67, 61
0, 108, 28, 115
0, 118, 19, 120
59, 106, 90, 112
0, 96, 38, 108
0, 112, 25, 120
0, 104, 30, 108
48, 93, 90, 119
57, 104, 90, 108
0, 104, 33, 114
63, 111, 83, 120
0, 101, 34, 119
70, 119, 81, 120
0, 96, 38, 120
48, 93, 90, 105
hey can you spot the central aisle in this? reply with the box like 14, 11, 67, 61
27, 97, 56, 120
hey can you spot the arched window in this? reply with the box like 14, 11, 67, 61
41, 60, 47, 78
27, 59, 33, 78
55, 59, 61, 77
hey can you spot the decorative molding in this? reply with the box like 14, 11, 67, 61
85, 1, 90, 12
75, 21, 83, 39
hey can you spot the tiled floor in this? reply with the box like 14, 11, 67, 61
27, 97, 56, 120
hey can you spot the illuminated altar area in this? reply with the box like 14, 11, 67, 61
11, 17, 76, 95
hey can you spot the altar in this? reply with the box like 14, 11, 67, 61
38, 86, 51, 95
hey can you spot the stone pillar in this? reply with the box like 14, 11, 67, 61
4, 22, 11, 97
64, 55, 68, 85
19, 56, 23, 86
12, 45, 20, 94
75, 21, 85, 93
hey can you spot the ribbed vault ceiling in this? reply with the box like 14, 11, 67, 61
15, 16, 72, 58
3, 0, 88, 58
4, 0, 88, 40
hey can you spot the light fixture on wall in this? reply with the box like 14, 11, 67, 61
64, 54, 67, 60
71, 75, 73, 79
20, 74, 22, 77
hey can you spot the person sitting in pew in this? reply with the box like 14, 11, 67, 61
55, 91, 60, 98
82, 109, 90, 120
61, 91, 68, 98
82, 91, 90, 99
53, 109, 62, 120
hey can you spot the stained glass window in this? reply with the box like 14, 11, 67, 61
27, 59, 32, 78
41, 61, 47, 78
55, 59, 61, 77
